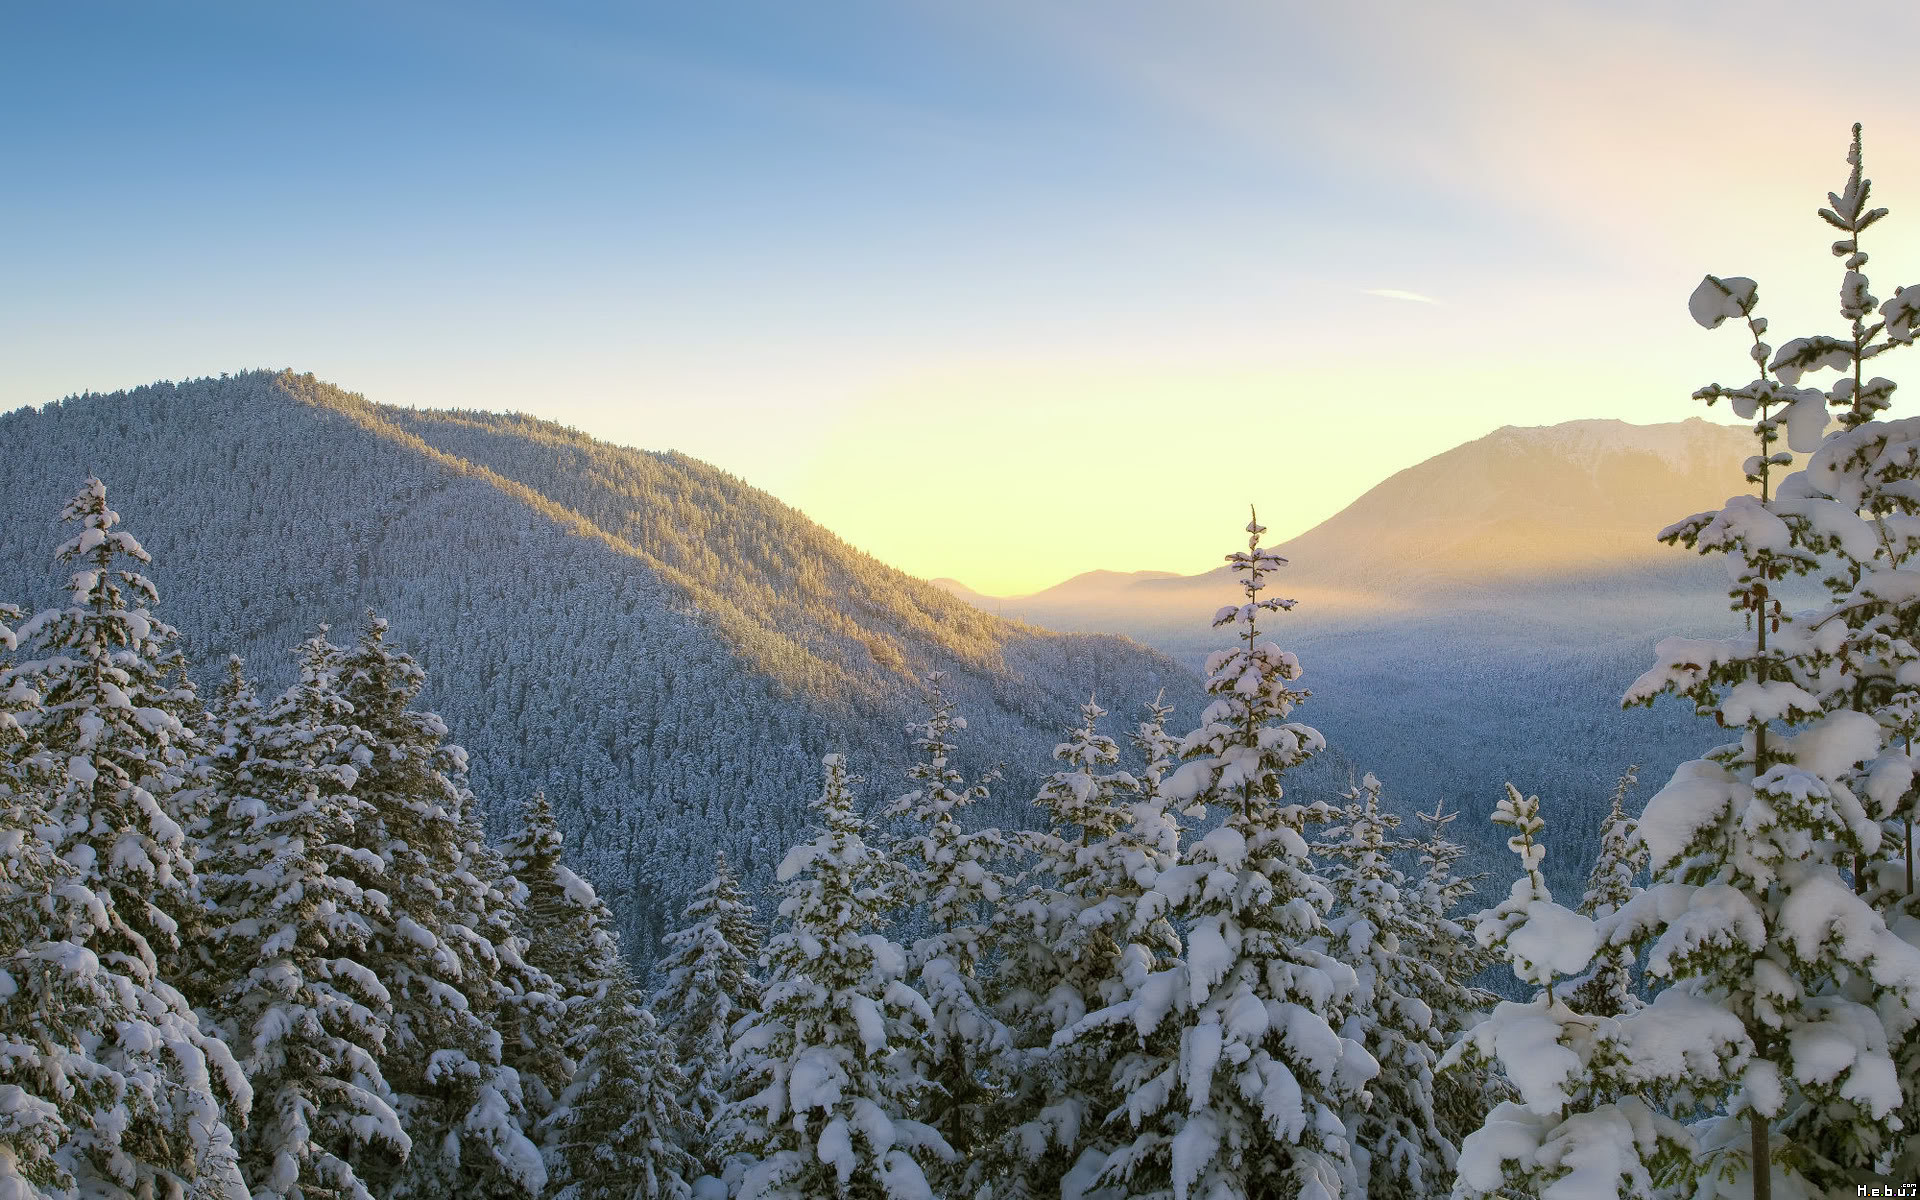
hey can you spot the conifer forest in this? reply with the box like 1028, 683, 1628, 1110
5, 47, 1920, 1200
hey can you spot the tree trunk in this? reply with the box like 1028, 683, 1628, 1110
1750, 1110, 1771, 1200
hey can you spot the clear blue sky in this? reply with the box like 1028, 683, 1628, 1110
6, 1, 1919, 590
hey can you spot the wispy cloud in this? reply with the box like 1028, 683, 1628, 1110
1364, 288, 1438, 305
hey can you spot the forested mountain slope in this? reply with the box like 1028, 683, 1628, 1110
0, 370, 1199, 953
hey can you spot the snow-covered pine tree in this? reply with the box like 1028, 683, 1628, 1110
882, 674, 1012, 1171
1, 481, 251, 1199
330, 614, 546, 1199
1443, 785, 1749, 1199
651, 851, 763, 1174
543, 971, 697, 1200
1622, 125, 1920, 1196
1313, 772, 1453, 1199
0, 596, 82, 1196
718, 754, 950, 1200
983, 696, 1166, 1200
1401, 798, 1501, 1154
1068, 510, 1376, 1200
13, 479, 213, 994
1740, 127, 1920, 1186
195, 649, 409, 1199
493, 790, 598, 1130
1563, 767, 1645, 1018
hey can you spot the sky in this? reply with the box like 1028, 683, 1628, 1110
6, 1, 1920, 593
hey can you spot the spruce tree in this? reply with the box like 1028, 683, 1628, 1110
1314, 773, 1453, 1199
489, 791, 586, 1131
651, 851, 763, 1171
195, 650, 410, 1199
543, 974, 697, 1200
1402, 799, 1501, 1154
1073, 511, 1376, 1200
1444, 785, 1749, 1198
984, 696, 1153, 1200
1564, 767, 1645, 1018
882, 675, 1012, 1172
330, 615, 545, 1199
1623, 125, 1920, 1195
718, 754, 950, 1200
2, 479, 251, 1199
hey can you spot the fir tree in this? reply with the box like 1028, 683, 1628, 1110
1623, 126, 1920, 1195
1444, 785, 1749, 1199
490, 791, 588, 1132
651, 851, 763, 1171
1402, 799, 1501, 1155
543, 975, 697, 1200
1071, 511, 1376, 1200
984, 696, 1160, 1200
1564, 767, 1645, 1018
1, 483, 251, 1199
195, 650, 409, 1199
718, 755, 950, 1200
330, 615, 545, 1199
882, 675, 1012, 1171
1314, 773, 1453, 1199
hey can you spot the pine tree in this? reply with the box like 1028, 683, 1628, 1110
718, 755, 950, 1200
493, 790, 595, 1131
1402, 799, 1501, 1155
195, 649, 409, 1199
0, 597, 84, 1197
984, 696, 1166, 1200
544, 975, 697, 1200
14, 479, 211, 997
1623, 126, 1920, 1195
1564, 767, 1645, 1018
330, 615, 545, 1199
651, 851, 763, 1172
1072, 511, 1376, 1200
1314, 773, 1453, 1199
882, 675, 1012, 1171
1444, 785, 1749, 1199
2, 479, 251, 1199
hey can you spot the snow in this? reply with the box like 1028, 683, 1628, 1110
1689, 274, 1757, 329
1505, 900, 1597, 984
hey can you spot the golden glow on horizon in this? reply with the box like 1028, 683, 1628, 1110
768, 356, 1730, 596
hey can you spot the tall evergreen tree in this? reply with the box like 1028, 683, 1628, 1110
1314, 773, 1453, 1199
543, 974, 697, 1200
1402, 799, 1501, 1155
1071, 511, 1376, 1200
1623, 126, 1920, 1195
1445, 785, 1749, 1199
195, 650, 410, 1199
2, 481, 250, 1199
1563, 767, 1645, 1019
490, 791, 588, 1130
718, 755, 950, 1200
330, 615, 545, 1199
651, 851, 763, 1170
984, 697, 1153, 1200
882, 675, 1012, 1172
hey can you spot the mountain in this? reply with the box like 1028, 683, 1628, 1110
0, 371, 1200, 954
943, 418, 1767, 896
985, 418, 1753, 635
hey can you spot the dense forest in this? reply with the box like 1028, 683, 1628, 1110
0, 371, 1197, 956
4, 128, 1920, 1200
